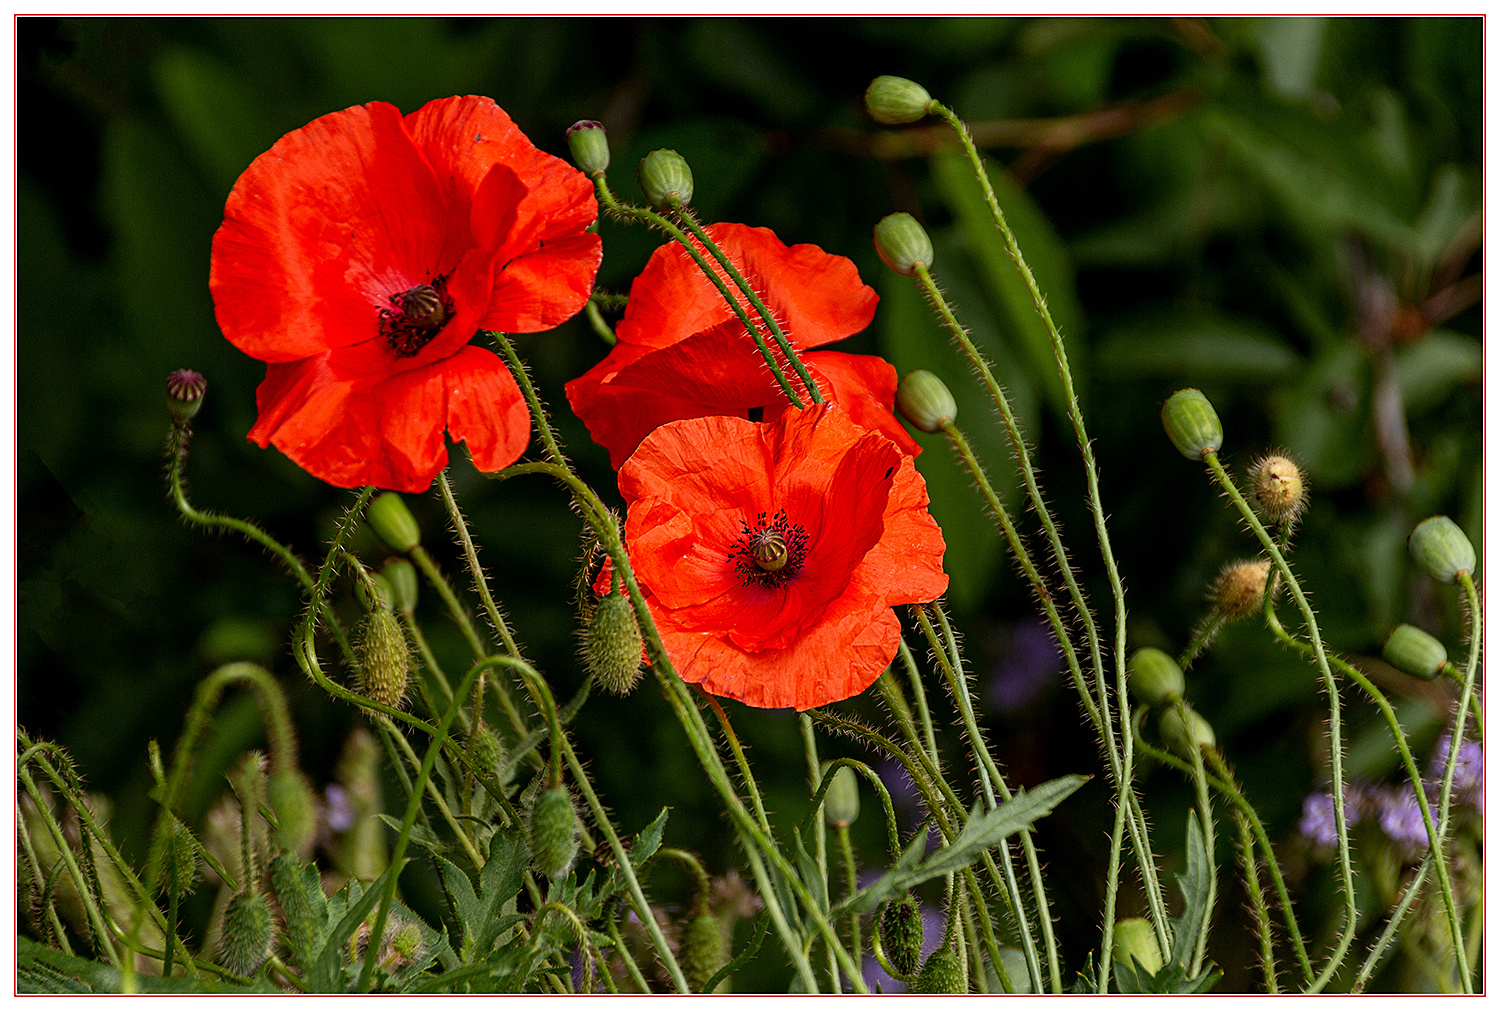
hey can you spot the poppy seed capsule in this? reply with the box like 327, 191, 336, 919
879, 893, 924, 976
166, 369, 207, 422
1161, 388, 1223, 460
1249, 453, 1307, 524
822, 765, 860, 828
1127, 648, 1185, 708
896, 369, 956, 432
357, 607, 410, 710
584, 590, 645, 695
381, 558, 419, 615
639, 149, 694, 208
1160, 705, 1216, 758
1383, 624, 1449, 681
681, 912, 728, 993
1112, 917, 1163, 975
529, 785, 579, 879
1408, 515, 1475, 584
1211, 559, 1271, 621
219, 891, 275, 977
468, 722, 507, 778
367, 492, 420, 554
865, 75, 934, 124
566, 120, 610, 177
395, 283, 446, 329
912, 946, 966, 994
873, 212, 934, 277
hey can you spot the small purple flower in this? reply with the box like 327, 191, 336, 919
1298, 784, 1367, 848
1377, 788, 1431, 851
987, 619, 1063, 714
1429, 733, 1483, 801
324, 783, 356, 833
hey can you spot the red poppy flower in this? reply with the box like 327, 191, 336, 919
211, 95, 601, 491
617, 404, 948, 711
565, 223, 919, 469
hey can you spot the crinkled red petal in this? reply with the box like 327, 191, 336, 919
481, 231, 603, 333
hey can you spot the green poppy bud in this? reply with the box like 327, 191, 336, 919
639, 149, 693, 208
1127, 648, 1184, 708
153, 816, 201, 901
468, 722, 507, 778
1249, 453, 1307, 525
270, 854, 322, 969
266, 769, 317, 854
381, 558, 419, 615
1408, 515, 1475, 584
895, 369, 956, 433
821, 765, 860, 828
1210, 559, 1271, 621
873, 212, 934, 277
166, 369, 207, 423
879, 893, 924, 977
1161, 388, 1223, 460
912, 945, 966, 994
366, 492, 420, 554
529, 785, 579, 879
583, 589, 645, 695
357, 607, 410, 710
1383, 624, 1449, 681
865, 75, 934, 124
1159, 705, 1216, 758
566, 120, 610, 177
681, 912, 727, 993
219, 891, 275, 977
1112, 917, 1163, 975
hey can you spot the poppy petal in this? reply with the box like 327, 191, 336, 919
803, 351, 923, 457
442, 345, 533, 473
482, 231, 603, 333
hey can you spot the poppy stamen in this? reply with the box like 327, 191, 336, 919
379, 279, 452, 357
731, 510, 808, 588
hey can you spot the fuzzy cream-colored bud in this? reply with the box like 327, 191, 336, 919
1249, 453, 1307, 525
1210, 559, 1271, 621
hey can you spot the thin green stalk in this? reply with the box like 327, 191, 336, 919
585, 299, 617, 344
836, 825, 861, 970
1235, 810, 1280, 994
704, 695, 773, 834
376, 716, 485, 870
1175, 703, 1217, 976
1203, 450, 1356, 990
896, 638, 940, 767
801, 757, 902, 863
799, 715, 839, 992
605, 907, 654, 993
1177, 614, 1227, 672
1097, 794, 1128, 993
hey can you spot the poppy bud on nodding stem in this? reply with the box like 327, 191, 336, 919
266, 768, 317, 854
865, 75, 935, 124
1408, 515, 1475, 584
874, 212, 934, 277
219, 891, 275, 977
1161, 388, 1222, 460
639, 149, 694, 209
1127, 648, 1184, 708
381, 558, 419, 615
1383, 624, 1449, 681
912, 945, 966, 994
366, 492, 421, 554
153, 817, 201, 901
1159, 704, 1216, 758
582, 587, 644, 696
879, 892, 924, 977
529, 784, 579, 879
566, 120, 610, 177
681, 910, 728, 993
357, 606, 410, 710
270, 853, 321, 968
821, 764, 860, 829
896, 369, 956, 433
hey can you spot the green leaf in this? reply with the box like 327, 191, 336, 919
306, 861, 406, 993
792, 826, 828, 913
17, 937, 267, 994
1167, 810, 1212, 969
1095, 309, 1301, 381
1396, 331, 1481, 414
843, 775, 1087, 915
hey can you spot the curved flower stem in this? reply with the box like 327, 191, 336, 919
703, 695, 773, 834
835, 825, 861, 969
584, 299, 617, 345
591, 178, 805, 408
1234, 809, 1280, 993
1174, 702, 1217, 976
896, 638, 939, 767
669, 204, 823, 404
801, 757, 902, 863
1261, 593, 1467, 988
799, 715, 839, 991
1177, 614, 1226, 672
1202, 450, 1356, 990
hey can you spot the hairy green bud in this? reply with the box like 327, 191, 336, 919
367, 492, 420, 554
1112, 917, 1163, 975
895, 369, 956, 433
1127, 648, 1184, 708
468, 722, 507, 779
822, 765, 860, 828
270, 854, 323, 969
1161, 388, 1223, 460
879, 892, 924, 977
865, 75, 934, 124
566, 120, 610, 177
529, 785, 579, 879
583, 590, 645, 695
1160, 705, 1216, 758
266, 769, 317, 854
153, 816, 201, 901
1408, 515, 1475, 584
219, 892, 275, 977
873, 212, 934, 277
357, 607, 410, 710
681, 912, 727, 993
381, 558, 419, 615
638, 149, 693, 208
1383, 624, 1449, 681
912, 945, 966, 994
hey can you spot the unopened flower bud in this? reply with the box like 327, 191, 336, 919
681, 911, 727, 993
822, 765, 860, 828
639, 149, 693, 208
912, 945, 966, 994
219, 891, 275, 977
467, 723, 507, 779
583, 590, 645, 696
367, 492, 420, 554
356, 573, 394, 613
896, 369, 956, 433
381, 558, 418, 615
153, 817, 201, 900
357, 608, 410, 710
1249, 453, 1307, 525
1112, 917, 1163, 975
865, 75, 934, 124
1159, 705, 1216, 758
1408, 515, 1475, 584
566, 120, 610, 176
167, 369, 207, 422
266, 769, 317, 854
879, 893, 924, 976
529, 785, 579, 879
1210, 559, 1271, 621
874, 212, 934, 277
1161, 388, 1223, 460
270, 854, 321, 968
1383, 624, 1449, 681
1128, 648, 1184, 708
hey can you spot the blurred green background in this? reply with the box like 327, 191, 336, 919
19, 17, 1481, 991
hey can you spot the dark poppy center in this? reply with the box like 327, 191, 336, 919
730, 510, 808, 589
379, 278, 452, 357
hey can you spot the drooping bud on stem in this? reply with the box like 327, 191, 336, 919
381, 558, 419, 615
1383, 624, 1449, 681
1408, 515, 1475, 584
582, 588, 645, 696
874, 212, 934, 277
266, 768, 317, 855
681, 910, 728, 993
865, 75, 935, 124
1160, 704, 1216, 758
1127, 648, 1184, 708
822, 765, 860, 828
1161, 388, 1223, 460
896, 369, 956, 432
219, 891, 275, 977
639, 149, 694, 208
167, 369, 207, 423
1112, 917, 1163, 975
367, 492, 421, 554
566, 120, 611, 177
357, 606, 410, 710
1210, 559, 1271, 621
879, 892, 924, 977
529, 784, 579, 879
153, 816, 201, 901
